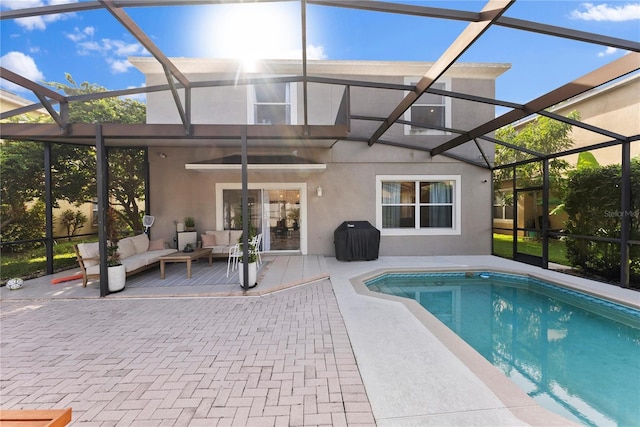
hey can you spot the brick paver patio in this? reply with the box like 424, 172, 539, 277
0, 280, 375, 426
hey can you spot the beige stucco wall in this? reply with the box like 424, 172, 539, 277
148, 144, 492, 256
137, 59, 503, 256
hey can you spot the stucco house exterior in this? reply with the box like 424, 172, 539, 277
131, 58, 509, 256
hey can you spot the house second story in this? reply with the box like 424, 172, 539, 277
130, 57, 509, 160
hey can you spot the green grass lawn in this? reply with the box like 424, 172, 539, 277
1, 240, 92, 283
493, 233, 570, 266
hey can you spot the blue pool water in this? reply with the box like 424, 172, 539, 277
366, 272, 640, 426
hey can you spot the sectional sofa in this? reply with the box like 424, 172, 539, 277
74, 233, 177, 287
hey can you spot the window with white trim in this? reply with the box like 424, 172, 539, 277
493, 190, 514, 220
404, 78, 450, 135
376, 175, 461, 236
248, 82, 296, 125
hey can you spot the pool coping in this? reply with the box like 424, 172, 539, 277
347, 265, 597, 427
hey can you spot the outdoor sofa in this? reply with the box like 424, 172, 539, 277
199, 229, 243, 258
74, 234, 177, 287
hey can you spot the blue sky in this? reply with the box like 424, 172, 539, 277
1, 0, 639, 110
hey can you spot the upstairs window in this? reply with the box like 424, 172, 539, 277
404, 78, 450, 135
248, 82, 296, 125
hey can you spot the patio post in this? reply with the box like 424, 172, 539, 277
44, 142, 54, 275
542, 158, 549, 269
96, 124, 109, 297
620, 139, 631, 288
241, 125, 250, 290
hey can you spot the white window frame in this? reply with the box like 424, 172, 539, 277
493, 189, 514, 221
247, 81, 297, 125
375, 175, 461, 236
403, 77, 451, 135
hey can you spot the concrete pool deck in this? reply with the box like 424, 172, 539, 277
2, 255, 638, 425
326, 255, 639, 426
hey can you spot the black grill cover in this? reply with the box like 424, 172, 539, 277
334, 221, 380, 261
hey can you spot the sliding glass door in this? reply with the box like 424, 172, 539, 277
220, 185, 302, 252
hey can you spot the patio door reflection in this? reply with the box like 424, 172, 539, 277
222, 188, 300, 252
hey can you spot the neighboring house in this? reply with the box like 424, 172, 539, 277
0, 89, 97, 239
492, 73, 640, 235
0, 88, 48, 118
131, 58, 509, 256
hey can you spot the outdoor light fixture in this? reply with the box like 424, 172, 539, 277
316, 186, 323, 197
158, 152, 167, 158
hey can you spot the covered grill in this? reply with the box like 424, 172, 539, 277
334, 221, 380, 261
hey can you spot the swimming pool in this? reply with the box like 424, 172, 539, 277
365, 271, 640, 426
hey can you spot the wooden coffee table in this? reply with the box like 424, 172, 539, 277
159, 248, 212, 279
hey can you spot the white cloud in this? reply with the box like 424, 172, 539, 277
65, 25, 148, 74
107, 58, 133, 74
76, 41, 102, 56
304, 45, 328, 60
66, 27, 85, 42
66, 26, 95, 43
0, 51, 45, 92
598, 46, 619, 56
122, 84, 147, 103
4, 0, 79, 31
102, 39, 147, 57
571, 3, 640, 21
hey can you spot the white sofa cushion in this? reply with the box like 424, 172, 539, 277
229, 230, 243, 244
148, 248, 178, 258
206, 230, 229, 245
122, 255, 147, 273
117, 237, 137, 260
85, 264, 100, 275
78, 242, 99, 267
211, 245, 230, 255
130, 233, 150, 253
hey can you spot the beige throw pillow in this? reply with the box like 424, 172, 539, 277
201, 234, 217, 247
148, 239, 165, 251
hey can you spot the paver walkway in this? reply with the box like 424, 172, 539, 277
0, 280, 375, 426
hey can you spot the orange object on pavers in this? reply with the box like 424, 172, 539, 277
50, 274, 83, 284
0, 408, 72, 427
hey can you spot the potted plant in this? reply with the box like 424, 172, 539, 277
237, 226, 258, 288
107, 208, 126, 292
183, 242, 194, 253
184, 216, 195, 231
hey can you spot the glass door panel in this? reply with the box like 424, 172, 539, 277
222, 189, 262, 232
265, 189, 300, 251
222, 188, 300, 252
515, 188, 543, 266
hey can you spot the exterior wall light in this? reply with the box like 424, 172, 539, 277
316, 186, 323, 197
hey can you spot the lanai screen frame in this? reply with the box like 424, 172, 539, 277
1, 0, 638, 294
